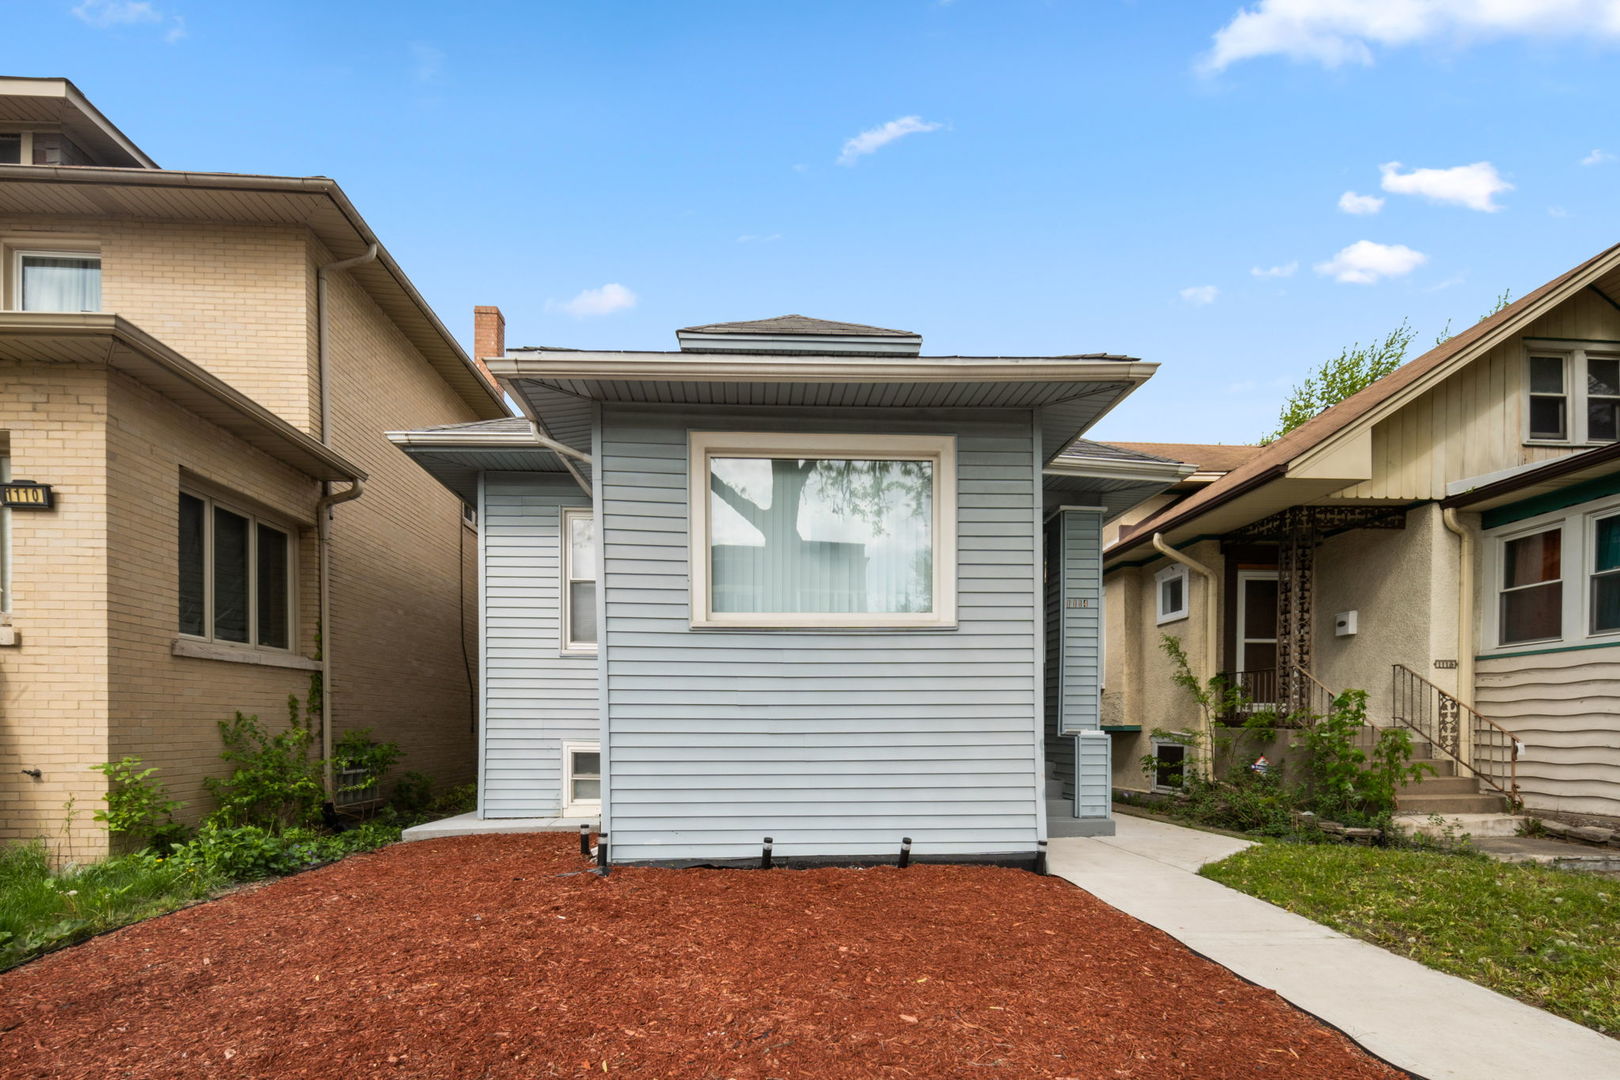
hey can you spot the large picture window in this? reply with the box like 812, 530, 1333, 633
560, 506, 597, 653
688, 432, 957, 628
178, 491, 293, 650
1499, 527, 1562, 646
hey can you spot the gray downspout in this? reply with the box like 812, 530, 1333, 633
315, 242, 378, 794
1151, 532, 1219, 782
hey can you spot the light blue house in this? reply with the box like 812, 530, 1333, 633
390, 315, 1183, 866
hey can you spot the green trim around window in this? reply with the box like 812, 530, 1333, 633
1482, 472, 1620, 530
1476, 639, 1620, 662
1102, 724, 1141, 733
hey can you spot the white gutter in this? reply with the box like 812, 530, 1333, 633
1152, 532, 1218, 782
384, 425, 593, 464
487, 352, 1157, 385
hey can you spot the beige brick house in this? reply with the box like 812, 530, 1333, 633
0, 77, 508, 854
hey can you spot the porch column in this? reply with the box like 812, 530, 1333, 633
1275, 508, 1315, 716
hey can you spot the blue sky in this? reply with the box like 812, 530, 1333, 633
13, 0, 1620, 443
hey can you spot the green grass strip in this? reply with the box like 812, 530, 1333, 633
1201, 842, 1620, 1035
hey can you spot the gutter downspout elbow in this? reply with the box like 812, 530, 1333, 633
1152, 533, 1219, 782
1442, 509, 1475, 711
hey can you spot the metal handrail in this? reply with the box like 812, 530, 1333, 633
1391, 664, 1520, 801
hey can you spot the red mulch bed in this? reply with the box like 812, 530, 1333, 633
0, 835, 1406, 1079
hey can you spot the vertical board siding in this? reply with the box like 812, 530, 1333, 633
1330, 293, 1620, 502
1475, 646, 1620, 816
1059, 508, 1104, 733
481, 473, 597, 817
600, 406, 1042, 861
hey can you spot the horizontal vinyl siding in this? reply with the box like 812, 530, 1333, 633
480, 473, 597, 818
1043, 522, 1074, 799
1475, 645, 1620, 816
600, 406, 1041, 862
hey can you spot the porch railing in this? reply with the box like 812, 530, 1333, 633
1217, 667, 1336, 723
1390, 664, 1519, 802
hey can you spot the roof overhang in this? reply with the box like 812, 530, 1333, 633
1443, 442, 1620, 514
0, 312, 364, 482
0, 164, 507, 420
674, 331, 923, 355
487, 350, 1157, 464
1042, 452, 1195, 520
386, 422, 582, 504
0, 78, 155, 168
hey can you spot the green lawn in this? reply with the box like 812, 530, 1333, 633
1201, 842, 1620, 1035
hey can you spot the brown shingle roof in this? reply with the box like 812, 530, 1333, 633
1104, 442, 1263, 473
1109, 239, 1620, 556
678, 314, 917, 337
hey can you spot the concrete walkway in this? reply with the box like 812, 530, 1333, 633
1048, 815, 1620, 1080
400, 811, 598, 842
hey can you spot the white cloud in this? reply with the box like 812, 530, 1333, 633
1250, 261, 1299, 278
164, 14, 185, 41
1315, 240, 1428, 284
548, 283, 637, 317
837, 116, 943, 166
409, 43, 444, 83
72, 0, 160, 26
1338, 190, 1385, 215
1202, 0, 1620, 72
1180, 284, 1220, 306
1583, 148, 1615, 166
1379, 160, 1512, 212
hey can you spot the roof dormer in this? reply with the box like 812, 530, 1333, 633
675, 314, 923, 356
0, 77, 156, 169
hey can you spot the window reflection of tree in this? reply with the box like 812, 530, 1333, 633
709, 458, 933, 613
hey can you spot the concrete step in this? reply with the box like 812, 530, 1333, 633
1393, 812, 1529, 839
1397, 774, 1475, 795
1408, 756, 1457, 778
1396, 791, 1511, 815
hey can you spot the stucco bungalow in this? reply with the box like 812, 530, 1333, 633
391, 314, 1187, 866
1103, 239, 1620, 820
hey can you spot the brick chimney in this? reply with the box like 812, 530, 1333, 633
472, 305, 504, 386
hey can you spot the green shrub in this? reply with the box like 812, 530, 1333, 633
1295, 690, 1431, 827
332, 729, 402, 800
204, 699, 324, 831
168, 822, 304, 880
391, 770, 433, 815
428, 782, 477, 817
90, 757, 188, 853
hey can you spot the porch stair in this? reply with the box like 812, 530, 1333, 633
1387, 737, 1511, 815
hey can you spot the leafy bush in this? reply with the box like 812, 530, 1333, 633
167, 822, 305, 880
391, 770, 433, 815
204, 699, 324, 831
332, 729, 402, 800
1176, 771, 1301, 836
0, 841, 217, 971
1295, 690, 1430, 827
90, 757, 188, 853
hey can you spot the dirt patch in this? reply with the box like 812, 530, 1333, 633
0, 834, 1405, 1079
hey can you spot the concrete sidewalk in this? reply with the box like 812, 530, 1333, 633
1048, 815, 1620, 1080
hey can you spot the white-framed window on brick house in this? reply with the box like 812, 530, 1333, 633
562, 741, 601, 816
1155, 563, 1189, 625
687, 431, 957, 629
10, 249, 100, 312
0, 133, 23, 165
178, 491, 293, 651
1525, 347, 1620, 445
560, 507, 597, 654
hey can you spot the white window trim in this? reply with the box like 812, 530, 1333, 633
1154, 563, 1189, 625
1150, 735, 1190, 794
178, 490, 296, 653
8, 246, 102, 312
559, 505, 597, 656
561, 740, 601, 816
1523, 343, 1620, 447
686, 431, 958, 629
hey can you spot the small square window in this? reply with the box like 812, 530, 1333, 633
1155, 564, 1189, 625
16, 252, 100, 312
0, 134, 20, 165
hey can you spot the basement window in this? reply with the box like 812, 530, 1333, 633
1151, 737, 1188, 793
563, 742, 601, 816
178, 491, 293, 650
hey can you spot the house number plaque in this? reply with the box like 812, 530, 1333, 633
1, 481, 54, 510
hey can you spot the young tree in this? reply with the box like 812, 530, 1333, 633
1264, 320, 1414, 443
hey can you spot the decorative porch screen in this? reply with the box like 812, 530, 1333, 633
708, 456, 934, 614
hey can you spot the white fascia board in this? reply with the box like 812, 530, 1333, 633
486, 351, 1157, 385
384, 425, 593, 463
1044, 458, 1195, 484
